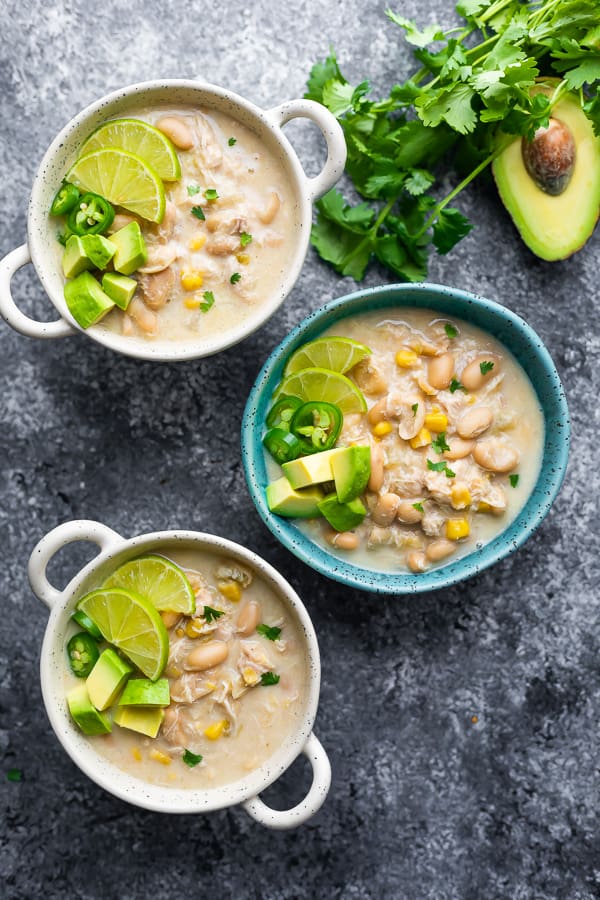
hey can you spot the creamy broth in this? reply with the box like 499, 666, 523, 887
96, 106, 297, 341
64, 548, 308, 789
286, 308, 544, 572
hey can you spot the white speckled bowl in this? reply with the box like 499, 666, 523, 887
28, 520, 330, 829
0, 79, 346, 361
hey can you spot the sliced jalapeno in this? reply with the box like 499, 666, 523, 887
67, 192, 115, 236
290, 401, 343, 454
263, 427, 302, 465
50, 183, 80, 217
265, 395, 303, 432
71, 609, 102, 641
67, 632, 100, 678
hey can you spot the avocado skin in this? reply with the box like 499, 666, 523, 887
492, 81, 600, 261
331, 446, 371, 503
317, 493, 366, 532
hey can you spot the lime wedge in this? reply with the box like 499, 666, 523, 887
77, 588, 168, 680
284, 337, 371, 376
67, 149, 165, 223
80, 118, 181, 181
275, 367, 367, 414
103, 555, 195, 614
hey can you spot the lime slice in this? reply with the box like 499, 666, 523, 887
77, 588, 168, 680
80, 118, 181, 181
284, 337, 371, 376
67, 149, 165, 223
103, 555, 195, 614
275, 367, 367, 414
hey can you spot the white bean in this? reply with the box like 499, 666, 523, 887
258, 192, 281, 225
372, 493, 400, 526
426, 539, 456, 562
396, 499, 423, 524
368, 441, 384, 492
407, 550, 427, 573
156, 116, 194, 150
461, 355, 499, 391
128, 296, 157, 334
187, 640, 229, 671
428, 352, 455, 390
161, 611, 180, 629
457, 406, 493, 440
473, 440, 519, 473
237, 601, 261, 636
443, 438, 475, 461
367, 397, 388, 426
326, 531, 360, 551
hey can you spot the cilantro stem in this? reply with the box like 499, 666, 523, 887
338, 196, 395, 269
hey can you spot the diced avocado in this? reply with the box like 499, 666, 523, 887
86, 648, 133, 711
67, 683, 111, 736
317, 492, 366, 532
113, 705, 165, 738
80, 234, 116, 270
282, 447, 344, 489
331, 445, 371, 503
101, 272, 137, 309
110, 221, 148, 275
119, 678, 170, 707
64, 271, 115, 329
266, 477, 323, 518
62, 236, 92, 279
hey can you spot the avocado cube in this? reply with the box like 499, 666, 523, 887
317, 492, 366, 532
67, 684, 111, 735
331, 445, 371, 503
282, 447, 344, 489
64, 271, 115, 329
113, 706, 165, 738
80, 234, 116, 270
266, 477, 323, 518
119, 678, 170, 707
110, 221, 148, 275
62, 236, 92, 279
101, 272, 137, 310
86, 648, 133, 711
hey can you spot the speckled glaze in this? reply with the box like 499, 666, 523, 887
27, 520, 330, 828
0, 79, 346, 361
242, 283, 570, 594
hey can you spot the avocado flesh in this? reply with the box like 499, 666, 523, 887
317, 493, 366, 532
266, 477, 323, 518
119, 678, 170, 707
492, 86, 600, 261
113, 705, 165, 738
67, 684, 111, 735
86, 648, 133, 710
331, 446, 371, 503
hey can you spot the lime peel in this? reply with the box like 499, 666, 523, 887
80, 118, 181, 181
283, 337, 371, 376
274, 367, 367, 414
103, 554, 195, 614
67, 148, 166, 223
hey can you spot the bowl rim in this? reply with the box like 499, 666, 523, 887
39, 528, 322, 812
27, 78, 314, 362
241, 281, 571, 594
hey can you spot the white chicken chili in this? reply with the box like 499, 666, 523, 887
82, 107, 296, 341
296, 308, 544, 572
64, 549, 307, 789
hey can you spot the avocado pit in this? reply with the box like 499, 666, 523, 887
521, 118, 576, 196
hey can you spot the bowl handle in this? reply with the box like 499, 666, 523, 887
28, 520, 124, 609
242, 732, 331, 829
0, 244, 76, 339
265, 99, 346, 202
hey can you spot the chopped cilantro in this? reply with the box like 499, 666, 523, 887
449, 378, 467, 394
411, 402, 419, 416
412, 502, 424, 513
240, 232, 253, 247
228, 137, 237, 146
427, 459, 455, 478
191, 206, 205, 221
444, 323, 458, 339
260, 672, 280, 686
182, 749, 203, 768
204, 188, 219, 201
480, 361, 494, 375
509, 474, 520, 488
200, 291, 215, 312
257, 623, 282, 642
203, 605, 224, 623
7, 768, 22, 782
230, 272, 241, 284
187, 185, 201, 196
57, 231, 69, 247
431, 432, 450, 454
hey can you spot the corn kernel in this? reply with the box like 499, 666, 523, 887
218, 580, 242, 602
410, 427, 431, 449
395, 349, 419, 368
467, 394, 477, 405
242, 667, 260, 686
131, 747, 142, 762
175, 627, 185, 638
150, 749, 172, 765
184, 297, 202, 310
446, 518, 470, 541
180, 270, 204, 291
185, 618, 204, 638
189, 234, 206, 251
204, 719, 230, 740
424, 412, 448, 432
372, 421, 392, 437
236, 253, 250, 265
418, 377, 437, 396
451, 485, 472, 509
477, 501, 492, 513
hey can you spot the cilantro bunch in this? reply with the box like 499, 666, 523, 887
305, 0, 600, 281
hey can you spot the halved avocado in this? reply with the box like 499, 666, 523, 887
492, 81, 600, 261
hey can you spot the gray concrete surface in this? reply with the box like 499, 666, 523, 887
1, 1, 599, 898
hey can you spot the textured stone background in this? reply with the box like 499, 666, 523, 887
1, 1, 599, 898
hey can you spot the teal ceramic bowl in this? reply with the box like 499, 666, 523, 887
241, 283, 570, 594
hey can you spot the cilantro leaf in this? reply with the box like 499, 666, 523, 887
449, 377, 467, 393
311, 189, 376, 280
480, 360, 494, 374
412, 502, 424, 513
228, 137, 237, 146
427, 459, 455, 477
230, 272, 241, 284
386, 10, 445, 47
257, 623, 282, 641
204, 188, 219, 201
509, 474, 520, 488
240, 232, 253, 247
203, 605, 224, 623
411, 402, 419, 416
445, 323, 458, 339
305, 52, 344, 103
183, 749, 203, 768
432, 208, 472, 254
260, 672, 281, 686
191, 206, 205, 221
431, 432, 451, 454
187, 185, 201, 196
200, 291, 215, 313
